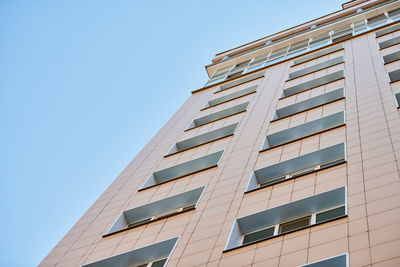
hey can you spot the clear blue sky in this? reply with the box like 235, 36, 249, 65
0, 1, 345, 266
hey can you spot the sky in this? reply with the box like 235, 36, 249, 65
0, 1, 346, 266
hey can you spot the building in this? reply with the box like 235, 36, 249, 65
40, 0, 400, 266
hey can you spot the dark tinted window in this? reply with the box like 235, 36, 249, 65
242, 227, 275, 245
316, 206, 346, 223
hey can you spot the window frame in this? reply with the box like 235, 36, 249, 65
224, 187, 347, 252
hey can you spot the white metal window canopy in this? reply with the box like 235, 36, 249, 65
247, 143, 346, 192
105, 187, 205, 236
82, 237, 179, 267
225, 187, 347, 251
141, 150, 224, 190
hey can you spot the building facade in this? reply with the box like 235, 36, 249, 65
40, 0, 400, 266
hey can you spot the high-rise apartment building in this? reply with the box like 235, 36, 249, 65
40, 0, 400, 266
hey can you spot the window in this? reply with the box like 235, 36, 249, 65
140, 150, 223, 190
379, 36, 400, 49
136, 258, 167, 267
166, 123, 238, 156
389, 8, 400, 22
293, 44, 343, 66
383, 51, 400, 64
288, 56, 344, 80
206, 65, 234, 86
82, 237, 179, 267
273, 88, 345, 121
246, 143, 346, 192
225, 187, 347, 251
226, 60, 251, 79
299, 254, 348, 267
205, 7, 400, 88
216, 71, 265, 92
246, 55, 269, 72
203, 85, 257, 110
211, 5, 398, 69
279, 215, 311, 234
353, 20, 368, 35
332, 25, 353, 43
282, 70, 344, 98
242, 226, 275, 245
293, 44, 344, 65
395, 92, 400, 107
308, 32, 331, 51
376, 23, 400, 37
388, 69, 400, 83
368, 13, 389, 29
286, 40, 309, 59
261, 111, 345, 151
186, 102, 249, 130
266, 46, 288, 65
105, 187, 205, 236
204, 60, 252, 86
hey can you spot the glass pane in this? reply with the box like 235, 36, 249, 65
310, 32, 330, 45
243, 226, 275, 245
309, 41, 329, 51
392, 15, 400, 22
302, 254, 347, 267
332, 25, 352, 38
286, 48, 307, 59
211, 65, 232, 78
211, 70, 229, 79
234, 60, 251, 69
265, 56, 284, 65
332, 33, 352, 44
249, 55, 269, 66
205, 77, 225, 87
245, 63, 264, 73
353, 20, 368, 35
259, 176, 286, 188
383, 51, 400, 64
389, 8, 400, 21
316, 206, 346, 223
368, 14, 387, 24
126, 217, 153, 229
151, 258, 167, 267
395, 93, 400, 107
279, 215, 311, 234
389, 69, 400, 83
269, 46, 288, 59
288, 40, 308, 52
230, 60, 251, 76
368, 14, 387, 29
226, 71, 243, 79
